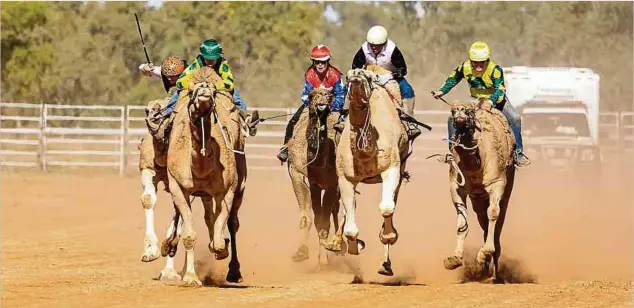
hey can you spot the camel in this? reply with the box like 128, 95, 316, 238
163, 66, 247, 286
139, 98, 171, 264
137, 97, 189, 281
285, 87, 344, 266
335, 65, 412, 278
438, 100, 516, 284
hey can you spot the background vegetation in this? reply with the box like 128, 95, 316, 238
2, 1, 632, 111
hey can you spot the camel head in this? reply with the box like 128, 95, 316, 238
187, 66, 221, 122
450, 102, 478, 133
346, 68, 375, 107
308, 87, 334, 117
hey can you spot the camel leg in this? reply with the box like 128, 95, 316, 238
290, 169, 312, 262
308, 184, 329, 267
161, 207, 181, 258
201, 194, 222, 258
167, 173, 201, 287
226, 191, 244, 283
339, 177, 364, 255
158, 214, 183, 281
211, 191, 234, 260
325, 200, 346, 255
474, 198, 492, 278
444, 183, 469, 270
317, 186, 338, 266
378, 166, 399, 243
491, 197, 508, 284
377, 166, 402, 276
477, 182, 505, 270
227, 152, 246, 283
140, 169, 160, 263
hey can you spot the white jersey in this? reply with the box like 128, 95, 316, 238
138, 63, 162, 78
360, 39, 397, 72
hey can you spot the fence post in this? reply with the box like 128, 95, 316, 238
119, 105, 127, 176
40, 103, 48, 172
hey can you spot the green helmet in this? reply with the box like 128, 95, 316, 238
200, 39, 223, 60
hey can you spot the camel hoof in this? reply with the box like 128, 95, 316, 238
210, 244, 229, 260
182, 272, 202, 287
378, 261, 394, 276
141, 253, 160, 263
443, 255, 463, 270
324, 241, 341, 252
158, 268, 181, 281
291, 245, 309, 262
346, 238, 365, 255
209, 239, 230, 260
226, 269, 243, 284
483, 276, 502, 284
476, 248, 489, 265
141, 243, 160, 263
379, 230, 398, 245
161, 237, 179, 258
351, 275, 364, 284
379, 223, 398, 245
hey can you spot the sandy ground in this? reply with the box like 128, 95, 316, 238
1, 159, 632, 308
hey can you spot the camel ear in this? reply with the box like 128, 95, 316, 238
366, 70, 376, 80
346, 69, 355, 80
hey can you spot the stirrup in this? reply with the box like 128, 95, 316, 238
514, 152, 531, 168
406, 123, 421, 141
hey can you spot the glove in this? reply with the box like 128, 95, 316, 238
139, 63, 155, 77
432, 90, 444, 99
376, 73, 392, 85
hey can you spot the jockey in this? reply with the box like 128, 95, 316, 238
139, 55, 186, 94
432, 41, 530, 167
138, 55, 187, 138
276, 44, 346, 163
142, 39, 258, 136
351, 25, 421, 141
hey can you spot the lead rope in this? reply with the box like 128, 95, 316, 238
214, 110, 246, 155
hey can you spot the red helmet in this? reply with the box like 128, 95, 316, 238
310, 44, 331, 61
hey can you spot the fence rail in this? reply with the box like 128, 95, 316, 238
1, 102, 632, 174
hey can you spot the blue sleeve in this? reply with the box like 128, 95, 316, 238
331, 76, 346, 111
301, 79, 313, 106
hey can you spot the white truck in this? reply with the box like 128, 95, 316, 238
503, 66, 602, 176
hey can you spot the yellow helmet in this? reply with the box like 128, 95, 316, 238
468, 41, 491, 62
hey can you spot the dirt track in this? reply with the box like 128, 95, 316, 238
1, 161, 632, 308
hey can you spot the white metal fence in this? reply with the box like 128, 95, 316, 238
1, 102, 632, 174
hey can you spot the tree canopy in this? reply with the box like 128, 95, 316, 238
1, 1, 631, 111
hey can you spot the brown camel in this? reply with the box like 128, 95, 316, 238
335, 66, 411, 279
137, 97, 189, 281
139, 98, 170, 264
163, 66, 247, 286
285, 88, 344, 267
439, 100, 516, 284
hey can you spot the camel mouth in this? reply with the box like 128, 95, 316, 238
454, 116, 467, 128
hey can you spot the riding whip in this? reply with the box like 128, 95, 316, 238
134, 13, 151, 63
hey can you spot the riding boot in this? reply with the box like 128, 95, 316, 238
246, 110, 259, 137
401, 98, 420, 141
333, 109, 348, 133
510, 121, 530, 167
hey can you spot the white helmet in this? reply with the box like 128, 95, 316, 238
366, 25, 388, 45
